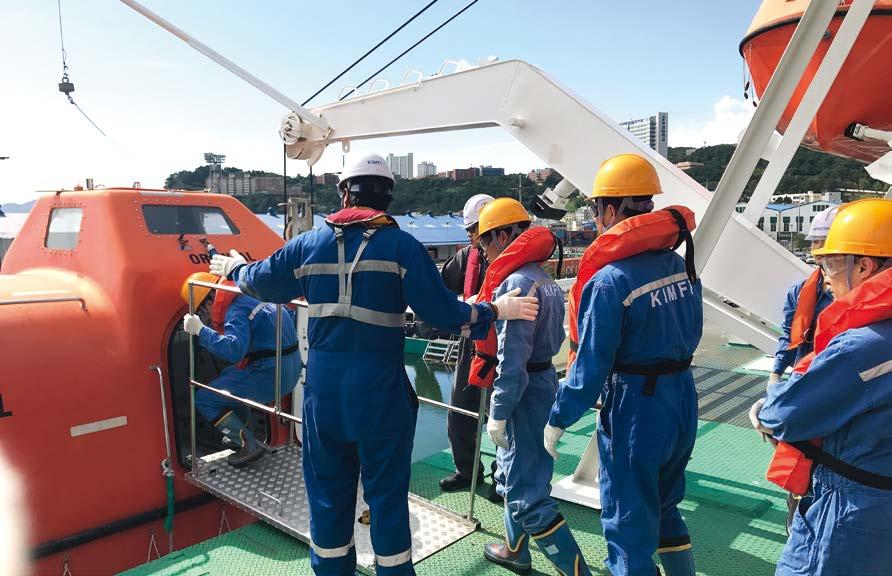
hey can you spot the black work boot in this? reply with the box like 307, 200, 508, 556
439, 470, 485, 492
214, 410, 267, 468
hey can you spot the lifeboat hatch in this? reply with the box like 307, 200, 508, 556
167, 324, 269, 467
186, 444, 477, 574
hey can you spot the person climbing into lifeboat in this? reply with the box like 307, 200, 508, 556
753, 199, 892, 576
180, 271, 300, 468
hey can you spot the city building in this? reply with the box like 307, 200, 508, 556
618, 112, 669, 157
527, 168, 555, 184
416, 161, 438, 178
478, 165, 505, 177
770, 190, 842, 204
675, 161, 704, 171
387, 153, 414, 179
734, 199, 842, 247
315, 173, 339, 186
205, 172, 299, 196
450, 167, 480, 181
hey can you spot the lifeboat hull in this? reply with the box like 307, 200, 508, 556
0, 189, 291, 574
741, 1, 892, 163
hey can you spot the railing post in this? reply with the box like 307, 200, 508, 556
274, 304, 283, 416
188, 285, 197, 471
466, 388, 488, 522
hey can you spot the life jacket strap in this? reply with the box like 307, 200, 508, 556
472, 350, 499, 379
665, 208, 697, 284
613, 356, 693, 397
243, 343, 300, 364
526, 361, 553, 373
789, 440, 892, 491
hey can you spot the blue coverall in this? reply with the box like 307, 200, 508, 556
231, 216, 494, 576
760, 318, 892, 576
491, 263, 566, 533
550, 250, 703, 576
195, 295, 299, 420
772, 279, 833, 375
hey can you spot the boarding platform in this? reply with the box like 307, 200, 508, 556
186, 443, 477, 574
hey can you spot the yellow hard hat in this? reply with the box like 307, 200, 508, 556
813, 198, 892, 258
591, 153, 662, 198
477, 197, 531, 236
181, 272, 220, 306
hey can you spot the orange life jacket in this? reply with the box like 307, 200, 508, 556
469, 227, 559, 388
767, 268, 892, 495
787, 268, 824, 350
567, 206, 697, 366
211, 279, 240, 333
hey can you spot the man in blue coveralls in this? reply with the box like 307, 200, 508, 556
769, 206, 837, 384
545, 154, 703, 576
209, 154, 539, 576
756, 199, 892, 576
475, 198, 591, 576
181, 271, 300, 467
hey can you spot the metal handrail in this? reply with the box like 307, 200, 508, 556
185, 278, 488, 521
150, 365, 174, 476
0, 296, 87, 310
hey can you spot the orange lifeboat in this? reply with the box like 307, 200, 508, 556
0, 189, 291, 574
740, 0, 892, 163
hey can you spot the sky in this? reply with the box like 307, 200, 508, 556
0, 0, 761, 203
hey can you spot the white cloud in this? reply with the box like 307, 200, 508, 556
671, 95, 755, 148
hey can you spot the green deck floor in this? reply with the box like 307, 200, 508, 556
122, 409, 788, 576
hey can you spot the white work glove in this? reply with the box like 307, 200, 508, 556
492, 287, 539, 321
487, 419, 509, 449
768, 372, 781, 385
748, 398, 776, 444
544, 424, 564, 460
465, 294, 478, 304
183, 314, 205, 336
209, 249, 247, 279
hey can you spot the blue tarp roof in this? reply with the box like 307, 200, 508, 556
255, 212, 469, 247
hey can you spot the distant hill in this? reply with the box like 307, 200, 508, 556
668, 144, 886, 200
1, 200, 36, 213
165, 144, 886, 216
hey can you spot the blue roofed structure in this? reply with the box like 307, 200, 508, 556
254, 211, 469, 260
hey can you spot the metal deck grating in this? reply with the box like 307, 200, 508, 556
692, 366, 768, 428
185, 443, 476, 574
125, 414, 790, 576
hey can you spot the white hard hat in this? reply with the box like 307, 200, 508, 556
805, 205, 839, 241
339, 153, 395, 186
462, 194, 495, 229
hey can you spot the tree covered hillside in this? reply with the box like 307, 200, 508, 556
165, 144, 885, 215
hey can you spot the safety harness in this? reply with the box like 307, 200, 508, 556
567, 206, 697, 370
469, 227, 561, 388
301, 208, 405, 328
767, 268, 892, 494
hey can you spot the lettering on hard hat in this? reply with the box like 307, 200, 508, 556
368, 159, 384, 166
0, 394, 12, 419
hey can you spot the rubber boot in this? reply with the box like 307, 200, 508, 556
484, 507, 532, 575
531, 516, 591, 576
214, 410, 267, 468
658, 548, 695, 576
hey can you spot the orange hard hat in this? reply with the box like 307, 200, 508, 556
590, 153, 662, 198
477, 197, 531, 236
813, 199, 892, 258
181, 271, 220, 307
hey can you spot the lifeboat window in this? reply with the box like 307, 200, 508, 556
45, 208, 83, 249
142, 205, 240, 235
